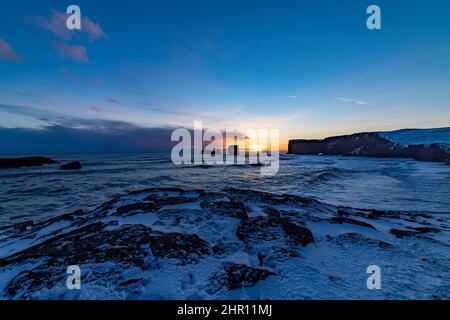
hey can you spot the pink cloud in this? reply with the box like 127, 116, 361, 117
0, 38, 21, 62
60, 67, 77, 78
26, 9, 107, 42
26, 10, 70, 40
82, 17, 108, 42
92, 78, 105, 87
52, 41, 88, 63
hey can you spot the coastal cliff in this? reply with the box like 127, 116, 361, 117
288, 128, 450, 164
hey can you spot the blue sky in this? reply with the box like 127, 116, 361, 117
0, 0, 449, 152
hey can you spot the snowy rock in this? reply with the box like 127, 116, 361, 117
288, 128, 450, 164
0, 187, 448, 299
206, 262, 277, 293
237, 216, 314, 247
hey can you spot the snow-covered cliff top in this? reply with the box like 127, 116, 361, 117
378, 127, 450, 147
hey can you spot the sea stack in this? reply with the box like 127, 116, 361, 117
60, 161, 82, 170
0, 157, 59, 169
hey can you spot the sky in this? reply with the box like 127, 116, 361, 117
0, 0, 449, 153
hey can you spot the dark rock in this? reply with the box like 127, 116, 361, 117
149, 231, 210, 264
0, 210, 85, 239
412, 227, 441, 234
329, 233, 393, 249
155, 209, 210, 226
4, 264, 66, 298
391, 226, 441, 239
115, 202, 160, 216
12, 220, 34, 232
200, 200, 248, 219
128, 187, 187, 195
0, 222, 155, 268
59, 161, 82, 170
144, 194, 197, 206
0, 156, 59, 169
212, 244, 226, 255
329, 275, 342, 282
330, 216, 376, 229
118, 278, 143, 287
237, 216, 314, 247
390, 229, 419, 238
225, 188, 316, 206
367, 209, 401, 220
206, 262, 276, 293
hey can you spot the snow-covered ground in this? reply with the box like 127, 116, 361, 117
0, 187, 448, 300
379, 127, 450, 148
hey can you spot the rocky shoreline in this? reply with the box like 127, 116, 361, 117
0, 187, 448, 299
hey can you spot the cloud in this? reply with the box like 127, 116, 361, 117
52, 41, 88, 63
288, 96, 297, 99
60, 67, 77, 78
0, 103, 177, 153
0, 124, 177, 154
26, 9, 107, 42
26, 10, 69, 39
89, 105, 121, 115
334, 96, 370, 105
107, 98, 128, 108
0, 38, 21, 62
82, 16, 108, 42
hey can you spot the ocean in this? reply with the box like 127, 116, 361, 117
1, 153, 449, 227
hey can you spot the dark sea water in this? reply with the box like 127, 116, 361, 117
1, 153, 450, 227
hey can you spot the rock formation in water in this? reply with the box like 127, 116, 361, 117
60, 161, 82, 170
0, 156, 59, 169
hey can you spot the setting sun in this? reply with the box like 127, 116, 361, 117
249, 144, 265, 152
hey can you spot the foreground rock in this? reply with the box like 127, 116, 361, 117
60, 161, 82, 170
206, 263, 277, 294
237, 216, 314, 246
0, 187, 448, 299
288, 129, 450, 164
0, 156, 59, 169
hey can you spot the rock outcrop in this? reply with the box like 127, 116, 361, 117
0, 187, 447, 299
0, 156, 59, 169
59, 161, 82, 170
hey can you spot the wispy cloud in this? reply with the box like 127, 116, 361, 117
0, 38, 21, 62
107, 98, 128, 108
82, 16, 108, 42
25, 10, 69, 39
25, 9, 106, 63
59, 67, 77, 78
334, 96, 370, 105
52, 41, 88, 63
26, 9, 107, 42
0, 103, 178, 153
89, 105, 119, 114
288, 95, 297, 99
